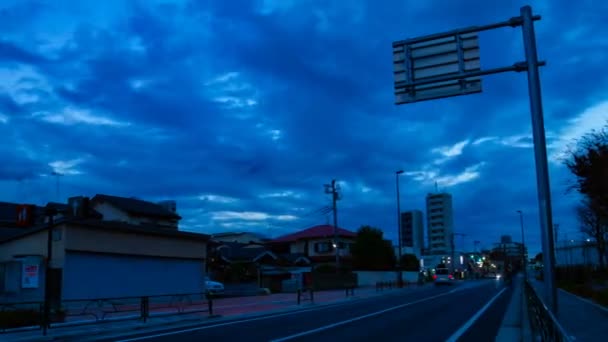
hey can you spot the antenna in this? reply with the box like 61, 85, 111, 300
435, 181, 439, 193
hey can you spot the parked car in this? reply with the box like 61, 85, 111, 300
433, 267, 454, 285
204, 277, 225, 295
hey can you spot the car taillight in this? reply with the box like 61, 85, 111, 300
433, 275, 437, 280
448, 274, 454, 279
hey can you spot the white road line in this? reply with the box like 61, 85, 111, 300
445, 287, 508, 342
114, 305, 336, 342
269, 289, 460, 342
114, 292, 402, 342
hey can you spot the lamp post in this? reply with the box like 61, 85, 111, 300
517, 210, 527, 279
396, 170, 404, 287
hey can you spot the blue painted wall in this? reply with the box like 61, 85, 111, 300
62, 252, 205, 300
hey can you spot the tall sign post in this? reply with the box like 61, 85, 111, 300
392, 5, 557, 313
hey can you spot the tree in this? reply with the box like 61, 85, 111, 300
534, 252, 543, 263
351, 225, 396, 270
565, 123, 608, 220
576, 199, 607, 269
399, 254, 420, 271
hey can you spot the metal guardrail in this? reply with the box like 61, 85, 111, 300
0, 292, 214, 334
296, 288, 314, 305
524, 280, 572, 342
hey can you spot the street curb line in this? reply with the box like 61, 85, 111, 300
559, 288, 608, 314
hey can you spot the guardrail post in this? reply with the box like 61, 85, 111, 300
206, 294, 213, 315
140, 296, 149, 323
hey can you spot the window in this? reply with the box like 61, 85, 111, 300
314, 242, 334, 253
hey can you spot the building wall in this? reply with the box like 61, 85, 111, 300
0, 229, 63, 302
62, 251, 205, 299
93, 202, 177, 228
426, 193, 454, 255
287, 238, 355, 257
400, 210, 424, 250
64, 226, 206, 260
0, 228, 65, 268
555, 241, 605, 267
354, 271, 419, 286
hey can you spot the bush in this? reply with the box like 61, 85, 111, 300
0, 310, 39, 329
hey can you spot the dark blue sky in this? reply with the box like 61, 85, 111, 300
1, 0, 607, 255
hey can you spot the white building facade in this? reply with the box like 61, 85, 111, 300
426, 192, 454, 255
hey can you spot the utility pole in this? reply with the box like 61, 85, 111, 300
450, 233, 456, 275
396, 170, 404, 287
51, 171, 63, 202
42, 206, 57, 336
451, 233, 466, 276
324, 180, 341, 270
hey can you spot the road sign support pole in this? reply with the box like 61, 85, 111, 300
520, 5, 557, 314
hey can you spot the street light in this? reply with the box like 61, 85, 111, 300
395, 170, 404, 287
517, 210, 527, 279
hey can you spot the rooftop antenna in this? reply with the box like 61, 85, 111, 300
435, 181, 439, 193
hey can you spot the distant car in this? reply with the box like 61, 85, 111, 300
434, 268, 454, 285
204, 277, 225, 295
485, 272, 500, 279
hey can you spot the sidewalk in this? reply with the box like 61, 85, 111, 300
495, 274, 533, 342
531, 279, 608, 341
0, 285, 420, 342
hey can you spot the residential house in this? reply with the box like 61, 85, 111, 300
0, 196, 210, 303
208, 239, 310, 289
268, 225, 356, 265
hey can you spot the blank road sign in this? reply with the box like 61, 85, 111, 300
393, 33, 482, 104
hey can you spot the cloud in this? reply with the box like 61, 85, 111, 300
198, 194, 238, 204
548, 100, 608, 163
0, 0, 605, 253
210, 210, 297, 222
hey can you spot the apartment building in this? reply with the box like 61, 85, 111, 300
426, 192, 454, 255
400, 210, 424, 253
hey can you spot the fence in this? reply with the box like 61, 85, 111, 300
524, 280, 571, 342
0, 292, 213, 335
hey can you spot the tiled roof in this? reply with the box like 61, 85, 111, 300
92, 194, 181, 220
272, 225, 356, 243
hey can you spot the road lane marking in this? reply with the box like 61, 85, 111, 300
114, 288, 444, 342
117, 290, 442, 342
445, 287, 508, 342
115, 285, 475, 342
269, 288, 462, 342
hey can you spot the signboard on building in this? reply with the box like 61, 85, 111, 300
21, 260, 40, 288
16, 204, 34, 227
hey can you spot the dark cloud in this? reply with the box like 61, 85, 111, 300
0, 40, 49, 65
0, 93, 24, 116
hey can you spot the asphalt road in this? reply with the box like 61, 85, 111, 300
110, 280, 512, 342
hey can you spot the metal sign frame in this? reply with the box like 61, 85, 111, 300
391, 6, 558, 314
